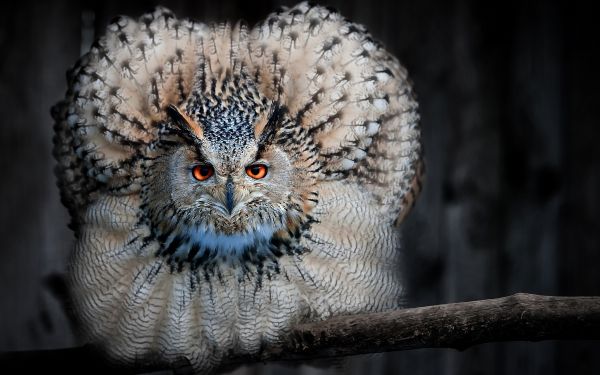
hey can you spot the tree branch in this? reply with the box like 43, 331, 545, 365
239, 293, 600, 363
2, 293, 600, 374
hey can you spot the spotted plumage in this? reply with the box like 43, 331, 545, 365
52, 2, 422, 373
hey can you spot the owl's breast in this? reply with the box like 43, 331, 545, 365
70, 176, 403, 371
71, 193, 307, 369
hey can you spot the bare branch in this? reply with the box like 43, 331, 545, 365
2, 294, 600, 374
223, 293, 600, 366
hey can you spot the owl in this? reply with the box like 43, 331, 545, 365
52, 2, 422, 373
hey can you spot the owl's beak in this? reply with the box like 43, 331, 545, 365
224, 176, 236, 214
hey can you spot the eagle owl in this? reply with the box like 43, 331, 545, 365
52, 2, 422, 373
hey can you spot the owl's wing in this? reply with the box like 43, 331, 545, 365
247, 3, 423, 224
52, 8, 207, 227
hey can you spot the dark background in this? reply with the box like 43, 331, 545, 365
1, 0, 599, 374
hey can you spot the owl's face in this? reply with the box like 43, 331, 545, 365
141, 82, 306, 270
165, 138, 294, 230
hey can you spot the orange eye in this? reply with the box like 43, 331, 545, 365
192, 164, 214, 181
245, 164, 268, 179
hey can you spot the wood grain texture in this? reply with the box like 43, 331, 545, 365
2, 294, 600, 374
277, 293, 600, 359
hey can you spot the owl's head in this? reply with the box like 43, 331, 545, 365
54, 5, 422, 286
141, 75, 315, 272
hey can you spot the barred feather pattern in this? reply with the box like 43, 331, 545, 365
52, 2, 422, 373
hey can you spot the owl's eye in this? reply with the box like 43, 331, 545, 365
245, 164, 268, 179
192, 164, 214, 181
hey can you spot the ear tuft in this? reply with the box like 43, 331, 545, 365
255, 105, 283, 145
167, 104, 204, 140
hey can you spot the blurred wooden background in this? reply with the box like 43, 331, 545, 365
1, 0, 598, 374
